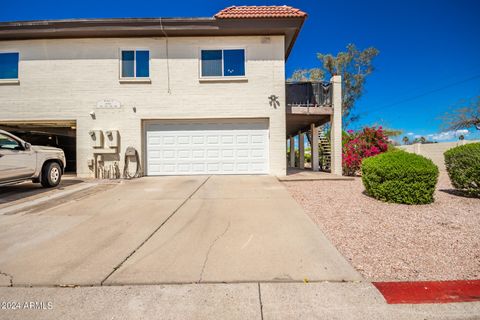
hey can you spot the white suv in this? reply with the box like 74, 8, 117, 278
0, 130, 66, 187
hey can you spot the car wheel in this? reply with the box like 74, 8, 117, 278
41, 162, 62, 188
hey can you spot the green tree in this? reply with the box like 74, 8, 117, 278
442, 96, 480, 131
290, 44, 379, 123
402, 136, 409, 145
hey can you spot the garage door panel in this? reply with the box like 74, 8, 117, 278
163, 150, 176, 159
149, 150, 161, 158
149, 137, 162, 145
222, 149, 234, 158
177, 163, 191, 173
237, 149, 249, 158
251, 148, 267, 158
236, 135, 249, 144
222, 162, 235, 172
177, 136, 189, 144
149, 164, 161, 172
192, 136, 204, 144
236, 162, 249, 172
163, 164, 176, 173
146, 120, 268, 175
206, 149, 219, 158
206, 136, 219, 144
251, 134, 265, 144
192, 149, 205, 158
207, 163, 220, 172
192, 163, 205, 172
177, 149, 190, 159
221, 135, 234, 144
162, 136, 175, 145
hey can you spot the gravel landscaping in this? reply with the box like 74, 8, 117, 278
284, 173, 480, 281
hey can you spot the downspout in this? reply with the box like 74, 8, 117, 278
159, 18, 171, 94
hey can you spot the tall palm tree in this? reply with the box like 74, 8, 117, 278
402, 136, 409, 145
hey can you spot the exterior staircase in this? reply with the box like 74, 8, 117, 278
318, 131, 331, 172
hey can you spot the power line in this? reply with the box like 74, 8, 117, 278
360, 73, 480, 116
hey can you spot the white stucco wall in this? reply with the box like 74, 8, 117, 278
0, 36, 287, 177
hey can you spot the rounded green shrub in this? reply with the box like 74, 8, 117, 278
444, 143, 480, 196
361, 150, 439, 204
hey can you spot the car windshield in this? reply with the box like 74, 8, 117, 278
0, 133, 20, 150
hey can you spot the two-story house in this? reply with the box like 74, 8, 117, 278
0, 6, 342, 178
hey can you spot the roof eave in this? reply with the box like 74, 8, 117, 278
0, 17, 306, 60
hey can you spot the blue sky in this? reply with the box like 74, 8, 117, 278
2, 0, 480, 142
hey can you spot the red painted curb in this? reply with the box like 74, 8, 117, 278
373, 280, 480, 304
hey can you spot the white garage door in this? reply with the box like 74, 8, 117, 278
145, 119, 269, 175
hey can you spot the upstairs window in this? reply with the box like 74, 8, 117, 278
121, 50, 149, 78
0, 52, 19, 80
201, 49, 245, 78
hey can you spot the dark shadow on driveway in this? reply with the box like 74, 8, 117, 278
0, 178, 84, 204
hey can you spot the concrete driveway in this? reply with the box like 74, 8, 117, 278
0, 175, 360, 287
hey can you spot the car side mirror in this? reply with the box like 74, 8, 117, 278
24, 142, 31, 150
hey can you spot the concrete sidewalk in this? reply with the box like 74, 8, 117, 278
0, 282, 478, 320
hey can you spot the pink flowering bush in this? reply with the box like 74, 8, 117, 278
342, 126, 389, 176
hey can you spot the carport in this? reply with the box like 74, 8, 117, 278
0, 120, 77, 173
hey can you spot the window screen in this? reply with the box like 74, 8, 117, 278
201, 50, 222, 77
0, 53, 19, 79
121, 51, 135, 78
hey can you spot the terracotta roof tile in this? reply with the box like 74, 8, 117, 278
215, 6, 307, 19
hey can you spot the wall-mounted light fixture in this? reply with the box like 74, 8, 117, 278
268, 95, 280, 108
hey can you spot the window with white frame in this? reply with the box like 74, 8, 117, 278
120, 50, 150, 78
200, 49, 245, 78
0, 52, 19, 80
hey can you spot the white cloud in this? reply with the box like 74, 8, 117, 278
407, 132, 414, 136
429, 129, 469, 141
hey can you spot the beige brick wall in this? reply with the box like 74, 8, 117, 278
0, 36, 287, 177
